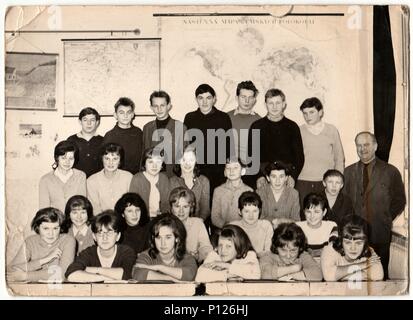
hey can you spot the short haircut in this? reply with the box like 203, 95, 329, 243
225, 157, 247, 168
264, 88, 286, 103
195, 83, 216, 98
91, 210, 121, 234
114, 192, 150, 228
54, 140, 78, 167
236, 81, 258, 97
173, 148, 201, 178
355, 131, 377, 144
140, 147, 165, 172
150, 90, 171, 105
149, 213, 187, 261
31, 207, 65, 234
61, 195, 94, 232
238, 191, 262, 212
300, 97, 323, 111
263, 160, 292, 177
271, 223, 307, 256
114, 97, 135, 112
303, 192, 328, 212
169, 187, 196, 217
101, 142, 125, 169
323, 169, 345, 183
78, 107, 100, 122
333, 214, 371, 258
219, 224, 254, 259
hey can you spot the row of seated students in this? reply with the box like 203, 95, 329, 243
39, 139, 353, 236
7, 188, 384, 283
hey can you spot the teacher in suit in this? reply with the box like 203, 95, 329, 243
343, 131, 406, 279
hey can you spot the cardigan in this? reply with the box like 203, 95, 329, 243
65, 244, 136, 280
129, 172, 170, 216
87, 169, 133, 215
169, 175, 210, 220
67, 225, 95, 255
39, 169, 87, 212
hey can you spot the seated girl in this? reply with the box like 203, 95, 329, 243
321, 214, 384, 281
259, 223, 322, 281
114, 192, 151, 255
129, 147, 170, 218
61, 195, 95, 255
7, 207, 76, 282
256, 161, 300, 228
169, 147, 210, 221
169, 187, 213, 262
230, 191, 273, 258
87, 143, 133, 214
295, 193, 337, 259
132, 213, 198, 282
65, 210, 136, 282
39, 140, 86, 213
195, 224, 261, 282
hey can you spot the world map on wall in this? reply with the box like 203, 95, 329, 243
165, 26, 327, 113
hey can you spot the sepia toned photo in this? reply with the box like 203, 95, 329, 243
3, 4, 409, 298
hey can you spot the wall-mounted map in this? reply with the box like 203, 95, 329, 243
64, 39, 160, 115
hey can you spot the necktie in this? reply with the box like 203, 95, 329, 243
363, 163, 369, 194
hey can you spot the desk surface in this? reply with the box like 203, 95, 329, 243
91, 283, 197, 297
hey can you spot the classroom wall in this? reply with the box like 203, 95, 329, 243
4, 5, 407, 261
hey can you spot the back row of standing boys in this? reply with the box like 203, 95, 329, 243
35, 81, 405, 281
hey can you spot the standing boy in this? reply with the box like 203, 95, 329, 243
103, 97, 143, 174
143, 90, 187, 177
67, 107, 103, 177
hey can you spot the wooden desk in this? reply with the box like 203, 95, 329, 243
309, 280, 408, 296
91, 283, 197, 297
7, 282, 91, 297
205, 281, 310, 296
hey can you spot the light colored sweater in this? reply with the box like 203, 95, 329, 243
39, 169, 86, 212
184, 217, 213, 262
87, 169, 133, 215
298, 123, 345, 181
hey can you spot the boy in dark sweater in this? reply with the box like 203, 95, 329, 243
103, 97, 143, 174
249, 88, 304, 186
65, 210, 135, 282
67, 107, 103, 177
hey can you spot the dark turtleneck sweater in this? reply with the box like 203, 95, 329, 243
120, 223, 150, 255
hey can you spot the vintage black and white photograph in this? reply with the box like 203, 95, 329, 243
3, 4, 409, 298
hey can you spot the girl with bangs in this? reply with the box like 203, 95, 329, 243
321, 214, 383, 281
132, 213, 197, 281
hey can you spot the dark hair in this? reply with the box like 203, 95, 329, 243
91, 210, 121, 234
61, 195, 94, 232
150, 90, 171, 105
78, 107, 101, 122
303, 192, 328, 212
114, 192, 149, 228
195, 84, 216, 98
169, 187, 196, 217
225, 157, 247, 168
141, 147, 165, 172
114, 97, 135, 112
149, 213, 187, 261
101, 142, 125, 169
323, 169, 345, 183
238, 191, 262, 216
332, 215, 371, 258
53, 140, 78, 169
31, 207, 65, 234
219, 224, 254, 259
271, 223, 307, 256
263, 160, 292, 177
236, 81, 258, 97
264, 88, 286, 103
173, 148, 201, 178
300, 97, 323, 111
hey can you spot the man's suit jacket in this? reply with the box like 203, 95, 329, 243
343, 158, 406, 244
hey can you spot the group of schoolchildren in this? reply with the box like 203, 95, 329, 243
7, 81, 384, 284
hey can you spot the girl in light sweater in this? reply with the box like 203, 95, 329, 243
195, 224, 261, 282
